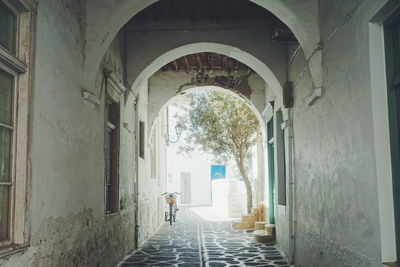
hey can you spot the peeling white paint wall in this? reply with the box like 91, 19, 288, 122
279, 0, 388, 266
0, 1, 164, 265
137, 80, 167, 245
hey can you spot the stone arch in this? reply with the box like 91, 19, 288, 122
84, 0, 320, 90
149, 85, 267, 142
130, 42, 283, 106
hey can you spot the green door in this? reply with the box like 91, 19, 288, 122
267, 119, 275, 224
385, 9, 400, 260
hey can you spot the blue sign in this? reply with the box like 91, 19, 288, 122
211, 165, 226, 180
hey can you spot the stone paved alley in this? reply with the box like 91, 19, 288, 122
118, 208, 288, 267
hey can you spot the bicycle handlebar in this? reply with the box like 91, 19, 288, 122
161, 192, 181, 195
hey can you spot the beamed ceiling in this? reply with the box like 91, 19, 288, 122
160, 52, 252, 73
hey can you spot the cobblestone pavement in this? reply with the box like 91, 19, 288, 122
118, 208, 288, 267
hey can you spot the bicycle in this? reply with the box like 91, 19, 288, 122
161, 192, 181, 225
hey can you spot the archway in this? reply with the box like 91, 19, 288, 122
84, 0, 320, 90
150, 85, 269, 221
149, 85, 267, 139
128, 42, 284, 112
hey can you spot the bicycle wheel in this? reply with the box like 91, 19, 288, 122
169, 203, 173, 225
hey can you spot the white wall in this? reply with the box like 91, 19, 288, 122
137, 80, 166, 245
165, 103, 213, 206
277, 1, 388, 266
0, 1, 166, 265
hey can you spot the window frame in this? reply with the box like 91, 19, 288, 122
0, 0, 32, 253
104, 97, 120, 215
0, 0, 18, 55
0, 0, 27, 74
103, 71, 126, 216
0, 63, 18, 247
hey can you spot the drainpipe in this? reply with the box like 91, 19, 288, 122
134, 94, 140, 249
287, 108, 296, 264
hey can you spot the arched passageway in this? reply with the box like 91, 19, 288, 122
6, 0, 391, 266
128, 43, 283, 107
134, 48, 282, 134
133, 45, 279, 253
149, 85, 267, 138
134, 83, 279, 266
84, 0, 321, 91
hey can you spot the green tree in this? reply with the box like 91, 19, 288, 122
177, 91, 259, 213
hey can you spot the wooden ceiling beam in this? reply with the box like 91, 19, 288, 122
210, 53, 214, 71
161, 52, 251, 73
196, 54, 202, 70
234, 59, 241, 70
184, 56, 190, 72
173, 60, 179, 72
205, 53, 210, 71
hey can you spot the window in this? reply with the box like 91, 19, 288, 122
0, 1, 17, 54
104, 71, 126, 215
105, 95, 121, 214
105, 98, 120, 214
139, 121, 145, 159
0, 0, 32, 249
0, 69, 14, 242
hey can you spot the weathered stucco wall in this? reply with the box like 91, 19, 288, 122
137, 80, 167, 245
281, 1, 386, 266
0, 1, 145, 265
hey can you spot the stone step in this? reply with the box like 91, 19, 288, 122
239, 214, 256, 229
253, 230, 275, 244
251, 207, 259, 216
232, 220, 246, 230
265, 224, 276, 236
242, 214, 256, 222
255, 221, 267, 230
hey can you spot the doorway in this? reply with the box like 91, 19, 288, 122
181, 172, 191, 204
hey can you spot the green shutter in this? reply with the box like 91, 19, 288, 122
267, 119, 275, 224
385, 9, 400, 261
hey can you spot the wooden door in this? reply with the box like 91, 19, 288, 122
181, 172, 191, 204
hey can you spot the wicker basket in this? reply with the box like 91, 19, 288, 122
165, 195, 176, 204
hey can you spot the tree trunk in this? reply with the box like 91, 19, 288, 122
237, 158, 253, 214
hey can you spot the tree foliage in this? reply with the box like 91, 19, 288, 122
177, 91, 259, 213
